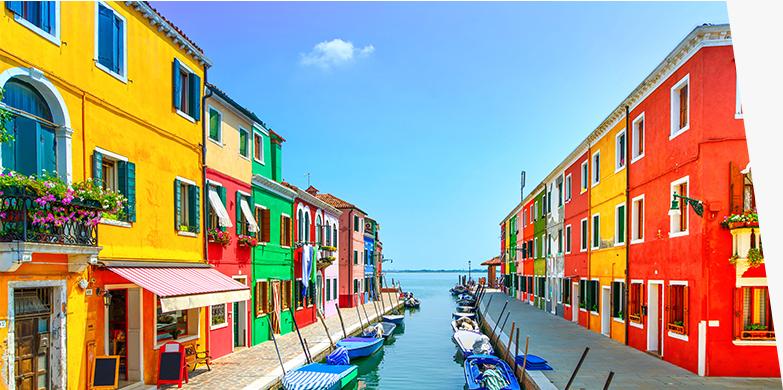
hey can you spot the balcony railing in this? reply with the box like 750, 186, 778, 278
0, 187, 100, 246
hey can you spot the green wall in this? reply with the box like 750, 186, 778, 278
533, 191, 547, 310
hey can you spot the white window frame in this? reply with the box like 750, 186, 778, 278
207, 105, 223, 145
174, 59, 197, 122
12, 0, 61, 46
565, 173, 572, 202
581, 160, 589, 191
580, 218, 588, 252
591, 213, 600, 250
533, 237, 537, 258
238, 126, 251, 160
591, 151, 600, 187
615, 203, 626, 246
565, 224, 572, 254
522, 209, 527, 227
670, 74, 690, 140
534, 201, 538, 220
253, 129, 265, 164
153, 299, 200, 348
615, 129, 626, 172
94, 1, 128, 83
669, 176, 690, 237
210, 303, 228, 330
631, 113, 645, 163
631, 194, 645, 244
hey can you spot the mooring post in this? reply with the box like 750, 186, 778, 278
361, 299, 372, 325
290, 308, 311, 364
267, 317, 286, 375
497, 311, 511, 345
520, 336, 530, 382
506, 322, 516, 360
564, 347, 590, 390
302, 337, 313, 364
491, 301, 509, 336
514, 327, 520, 375
371, 298, 381, 321
603, 371, 615, 390
316, 309, 335, 348
355, 302, 365, 331
335, 303, 347, 339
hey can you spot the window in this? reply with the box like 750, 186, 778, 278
236, 192, 257, 236
521, 242, 527, 258
253, 131, 264, 163
629, 283, 643, 324
92, 149, 136, 222
211, 304, 227, 328
6, 1, 58, 43
172, 59, 202, 120
612, 281, 625, 320
282, 280, 292, 310
565, 225, 572, 254
557, 229, 563, 254
735, 78, 743, 119
316, 216, 322, 245
615, 204, 626, 245
326, 278, 331, 301
592, 214, 600, 249
354, 215, 359, 231
207, 183, 224, 231
239, 127, 250, 158
255, 206, 270, 243
671, 75, 690, 138
280, 215, 292, 247
522, 210, 527, 227
295, 279, 304, 309
208, 107, 222, 142
332, 278, 338, 301
543, 234, 548, 256
592, 152, 600, 186
354, 279, 359, 295
96, 2, 126, 79
631, 196, 644, 242
542, 193, 548, 215
528, 240, 533, 259
588, 281, 599, 313
581, 160, 589, 191
565, 174, 572, 202
354, 250, 358, 265
632, 113, 645, 161
333, 226, 338, 247
1, 79, 57, 177
533, 237, 537, 258
580, 219, 588, 252
670, 177, 689, 236
534, 201, 538, 220
175, 178, 199, 233
667, 284, 688, 335
557, 179, 563, 206
156, 300, 199, 343
562, 279, 571, 305
615, 130, 626, 171
737, 287, 774, 340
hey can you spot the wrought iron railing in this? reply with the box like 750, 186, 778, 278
0, 187, 100, 246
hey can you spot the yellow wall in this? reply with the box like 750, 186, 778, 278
588, 119, 627, 342
205, 95, 253, 183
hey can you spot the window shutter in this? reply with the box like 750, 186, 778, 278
665, 285, 671, 325
280, 215, 285, 245
125, 162, 136, 222
679, 85, 688, 128
40, 1, 53, 34
172, 59, 182, 110
189, 72, 201, 120
98, 5, 114, 70
92, 151, 103, 184
113, 15, 123, 74
734, 288, 743, 339
263, 209, 271, 243
188, 184, 200, 233
6, 1, 22, 15
683, 286, 689, 334
618, 206, 625, 243
729, 162, 744, 214
236, 191, 242, 234
174, 179, 182, 230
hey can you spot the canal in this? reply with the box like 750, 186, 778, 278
352, 271, 480, 389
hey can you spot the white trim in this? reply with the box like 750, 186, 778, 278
94, 146, 129, 162
238, 126, 251, 160
12, 1, 61, 46
630, 321, 644, 329
564, 224, 572, 254
668, 331, 689, 342
630, 194, 645, 244
669, 176, 690, 237
591, 213, 600, 250
591, 151, 601, 187
614, 128, 627, 173
669, 74, 690, 140
100, 218, 132, 228
613, 317, 625, 324
631, 279, 644, 284
175, 176, 197, 186
94, 1, 128, 83
580, 159, 589, 192
206, 105, 224, 145
206, 179, 223, 187
210, 303, 229, 330
253, 129, 265, 165
580, 218, 588, 252
669, 280, 689, 286
237, 189, 252, 197
177, 109, 196, 123
631, 112, 645, 163
698, 321, 706, 376
564, 173, 572, 202
178, 231, 197, 237
732, 340, 777, 346
735, 77, 743, 119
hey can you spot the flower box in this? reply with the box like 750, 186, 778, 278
667, 322, 686, 335
629, 314, 642, 324
320, 245, 337, 252
237, 234, 258, 248
728, 221, 760, 229
207, 228, 231, 246
740, 330, 775, 340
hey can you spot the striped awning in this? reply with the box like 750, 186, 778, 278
108, 266, 250, 312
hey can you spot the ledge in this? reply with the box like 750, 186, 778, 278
0, 242, 101, 273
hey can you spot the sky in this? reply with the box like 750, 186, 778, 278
153, 1, 729, 270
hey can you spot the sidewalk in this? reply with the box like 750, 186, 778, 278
481, 292, 780, 389
162, 293, 403, 390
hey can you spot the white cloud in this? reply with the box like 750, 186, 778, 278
300, 39, 375, 69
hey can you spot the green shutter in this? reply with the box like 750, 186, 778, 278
174, 179, 182, 230
92, 151, 103, 184
189, 184, 200, 233
236, 191, 242, 234
209, 109, 220, 141
189, 73, 201, 120
618, 206, 625, 243
117, 160, 136, 222
172, 59, 181, 110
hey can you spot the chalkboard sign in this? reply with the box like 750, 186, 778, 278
156, 342, 187, 387
90, 356, 119, 390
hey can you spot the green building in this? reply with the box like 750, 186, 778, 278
534, 189, 547, 310
507, 215, 517, 296
251, 128, 297, 344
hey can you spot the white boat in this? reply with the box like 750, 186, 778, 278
452, 312, 476, 320
452, 330, 493, 357
456, 305, 476, 313
451, 318, 481, 334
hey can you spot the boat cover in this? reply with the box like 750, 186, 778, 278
326, 347, 350, 365
282, 363, 355, 390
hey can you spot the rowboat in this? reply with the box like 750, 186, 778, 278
456, 305, 476, 313
452, 312, 476, 320
464, 354, 521, 390
382, 314, 405, 325
452, 330, 493, 357
451, 318, 481, 334
404, 297, 420, 308
450, 285, 467, 295
282, 363, 358, 390
361, 322, 397, 340
456, 297, 476, 306
335, 337, 384, 359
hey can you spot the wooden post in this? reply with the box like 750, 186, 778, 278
520, 336, 529, 382
290, 309, 311, 364
513, 327, 520, 375
302, 337, 313, 364
603, 371, 615, 390
371, 298, 380, 320
335, 303, 347, 339
497, 312, 511, 345
361, 299, 372, 325
355, 303, 365, 331
564, 347, 590, 390
506, 322, 516, 360
491, 301, 509, 341
267, 317, 286, 375
316, 309, 335, 348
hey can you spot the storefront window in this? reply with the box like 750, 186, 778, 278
156, 299, 199, 343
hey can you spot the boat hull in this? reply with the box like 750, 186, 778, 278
336, 337, 385, 359
382, 314, 405, 325
463, 354, 521, 390
282, 363, 358, 390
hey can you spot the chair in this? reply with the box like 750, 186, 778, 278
185, 343, 212, 372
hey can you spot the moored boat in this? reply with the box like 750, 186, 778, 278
282, 363, 358, 390
452, 312, 476, 320
456, 305, 476, 313
451, 317, 481, 334
404, 297, 420, 308
463, 354, 521, 390
452, 330, 493, 357
382, 314, 405, 325
361, 322, 397, 340
336, 337, 384, 359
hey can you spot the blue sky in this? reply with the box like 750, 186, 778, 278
154, 1, 729, 270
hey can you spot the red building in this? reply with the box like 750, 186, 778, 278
624, 25, 777, 376
282, 182, 319, 328
563, 149, 591, 327
521, 196, 536, 304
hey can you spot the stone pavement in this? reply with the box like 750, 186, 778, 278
481, 292, 781, 389
160, 293, 403, 390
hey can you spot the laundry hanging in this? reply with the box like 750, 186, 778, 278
301, 244, 314, 297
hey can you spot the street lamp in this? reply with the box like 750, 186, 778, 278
668, 193, 704, 217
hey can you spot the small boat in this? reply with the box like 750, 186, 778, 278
450, 285, 468, 295
361, 322, 397, 340
453, 330, 493, 357
456, 305, 476, 313
282, 363, 358, 390
451, 318, 481, 334
382, 314, 405, 325
404, 297, 420, 308
464, 354, 521, 390
336, 337, 384, 359
457, 298, 476, 306
452, 312, 476, 320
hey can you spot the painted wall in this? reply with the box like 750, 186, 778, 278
204, 95, 254, 183
322, 211, 340, 317
563, 150, 591, 326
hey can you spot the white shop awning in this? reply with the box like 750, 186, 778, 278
239, 197, 259, 233
208, 189, 233, 228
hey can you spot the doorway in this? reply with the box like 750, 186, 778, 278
13, 288, 53, 390
105, 286, 143, 387
316, 274, 324, 314
233, 276, 247, 349
601, 286, 611, 336
270, 280, 281, 334
572, 282, 579, 322
647, 282, 663, 355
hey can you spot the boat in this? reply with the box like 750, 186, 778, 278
382, 314, 405, 325
452, 312, 476, 320
404, 297, 420, 308
453, 330, 493, 357
464, 354, 521, 390
456, 298, 476, 306
450, 285, 467, 295
336, 337, 384, 359
282, 363, 358, 390
361, 322, 397, 340
451, 318, 481, 334
456, 305, 476, 313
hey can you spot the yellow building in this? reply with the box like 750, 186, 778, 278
0, 2, 247, 388
587, 116, 628, 343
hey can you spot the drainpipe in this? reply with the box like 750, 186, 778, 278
201, 67, 211, 352
624, 105, 631, 345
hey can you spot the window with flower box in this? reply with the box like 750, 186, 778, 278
667, 284, 688, 335
736, 287, 775, 341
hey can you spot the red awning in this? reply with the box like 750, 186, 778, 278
108, 266, 250, 312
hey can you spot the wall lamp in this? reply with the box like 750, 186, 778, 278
669, 193, 704, 217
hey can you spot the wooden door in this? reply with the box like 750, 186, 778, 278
270, 281, 281, 333
15, 316, 50, 390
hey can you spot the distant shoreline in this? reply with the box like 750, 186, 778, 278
385, 269, 485, 273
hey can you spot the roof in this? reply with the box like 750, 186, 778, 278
481, 256, 502, 266
314, 193, 366, 215
129, 2, 211, 66
281, 182, 342, 215
206, 83, 268, 128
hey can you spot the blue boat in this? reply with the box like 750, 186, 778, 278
361, 321, 397, 339
335, 337, 384, 359
282, 363, 358, 390
464, 354, 521, 390
381, 314, 404, 325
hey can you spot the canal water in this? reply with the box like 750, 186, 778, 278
351, 271, 482, 389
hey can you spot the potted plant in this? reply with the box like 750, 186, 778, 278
208, 228, 231, 246
729, 253, 739, 265
237, 234, 258, 247
169, 328, 183, 340
668, 320, 686, 334
321, 245, 337, 252
721, 211, 760, 229
747, 247, 764, 267
742, 323, 774, 340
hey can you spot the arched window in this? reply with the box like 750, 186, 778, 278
316, 216, 322, 245
297, 209, 303, 242
1, 79, 57, 176
333, 226, 338, 247
304, 212, 310, 243
325, 221, 331, 246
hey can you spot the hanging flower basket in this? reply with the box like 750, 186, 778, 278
316, 256, 336, 270
208, 228, 231, 246
237, 234, 258, 248
321, 245, 337, 252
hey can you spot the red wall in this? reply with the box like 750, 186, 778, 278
563, 150, 590, 326
521, 198, 536, 302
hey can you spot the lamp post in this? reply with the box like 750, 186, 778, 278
468, 260, 471, 283
668, 193, 704, 217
